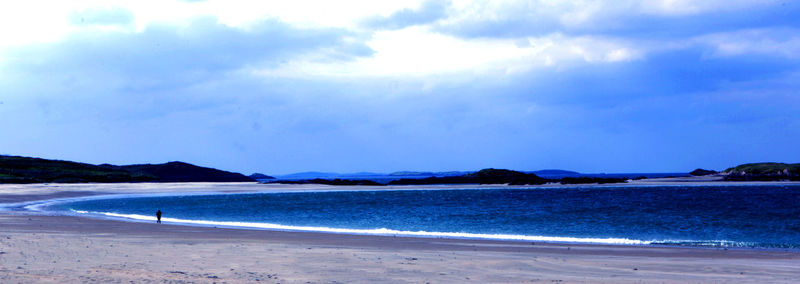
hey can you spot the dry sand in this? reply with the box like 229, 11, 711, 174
1, 182, 799, 283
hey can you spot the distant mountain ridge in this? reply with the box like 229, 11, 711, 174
265, 168, 550, 186
276, 169, 579, 180
276, 171, 345, 179
388, 171, 472, 177
386, 168, 548, 185
0, 155, 254, 183
530, 169, 581, 175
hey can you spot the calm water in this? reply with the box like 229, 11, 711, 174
49, 185, 800, 248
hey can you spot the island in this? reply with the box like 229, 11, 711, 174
265, 168, 628, 185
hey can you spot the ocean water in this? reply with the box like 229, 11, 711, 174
45, 185, 800, 248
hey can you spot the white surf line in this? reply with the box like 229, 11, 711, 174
10, 187, 782, 248
72, 210, 652, 246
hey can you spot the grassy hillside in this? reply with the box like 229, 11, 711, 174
102, 161, 254, 182
0, 155, 156, 183
724, 162, 800, 181
0, 155, 254, 183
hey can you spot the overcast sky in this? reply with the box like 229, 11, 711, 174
1, 0, 798, 175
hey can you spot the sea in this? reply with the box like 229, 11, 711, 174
39, 184, 800, 249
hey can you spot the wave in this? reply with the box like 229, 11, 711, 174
71, 209, 651, 245
650, 240, 760, 248
67, 210, 788, 249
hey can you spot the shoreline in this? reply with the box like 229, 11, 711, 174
5, 181, 800, 249
2, 182, 800, 282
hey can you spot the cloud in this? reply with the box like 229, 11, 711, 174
69, 6, 135, 27
3, 16, 371, 96
363, 0, 449, 29
1, 0, 799, 174
637, 0, 769, 16
433, 1, 797, 39
694, 28, 800, 59
256, 27, 644, 79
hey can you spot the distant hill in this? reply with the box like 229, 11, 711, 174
266, 178, 382, 186
349, 172, 384, 176
388, 168, 547, 185
102, 161, 254, 182
723, 163, 800, 181
0, 155, 254, 183
0, 155, 156, 183
390, 169, 583, 179
277, 169, 580, 181
275, 171, 342, 179
249, 173, 275, 180
276, 171, 391, 179
530, 169, 580, 175
689, 168, 717, 176
389, 171, 472, 177
268, 168, 635, 185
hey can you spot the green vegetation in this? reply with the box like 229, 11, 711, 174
0, 155, 156, 183
102, 161, 254, 182
724, 162, 800, 181
0, 155, 254, 184
689, 168, 717, 176
725, 163, 800, 175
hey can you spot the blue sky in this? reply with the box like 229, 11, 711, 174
1, 0, 798, 175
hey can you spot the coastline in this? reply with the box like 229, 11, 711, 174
2, 182, 800, 282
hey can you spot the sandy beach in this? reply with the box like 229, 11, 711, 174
2, 182, 799, 283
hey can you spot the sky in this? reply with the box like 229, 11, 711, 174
1, 0, 799, 175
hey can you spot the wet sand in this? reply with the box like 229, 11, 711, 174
1, 182, 799, 283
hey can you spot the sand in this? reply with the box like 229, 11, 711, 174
1, 182, 799, 283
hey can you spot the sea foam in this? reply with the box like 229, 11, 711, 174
71, 209, 650, 245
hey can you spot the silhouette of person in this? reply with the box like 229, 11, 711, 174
156, 209, 162, 224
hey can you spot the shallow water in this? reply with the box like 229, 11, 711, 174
48, 185, 800, 248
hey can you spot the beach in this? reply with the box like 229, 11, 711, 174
2, 183, 800, 283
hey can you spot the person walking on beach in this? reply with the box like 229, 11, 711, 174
156, 209, 162, 224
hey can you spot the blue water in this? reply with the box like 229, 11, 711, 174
48, 185, 800, 248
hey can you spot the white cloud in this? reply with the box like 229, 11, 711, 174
637, 0, 766, 16
435, 0, 780, 38
604, 48, 637, 62
254, 27, 642, 78
0, 0, 421, 47
211, 0, 425, 29
695, 28, 800, 59
0, 1, 75, 47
